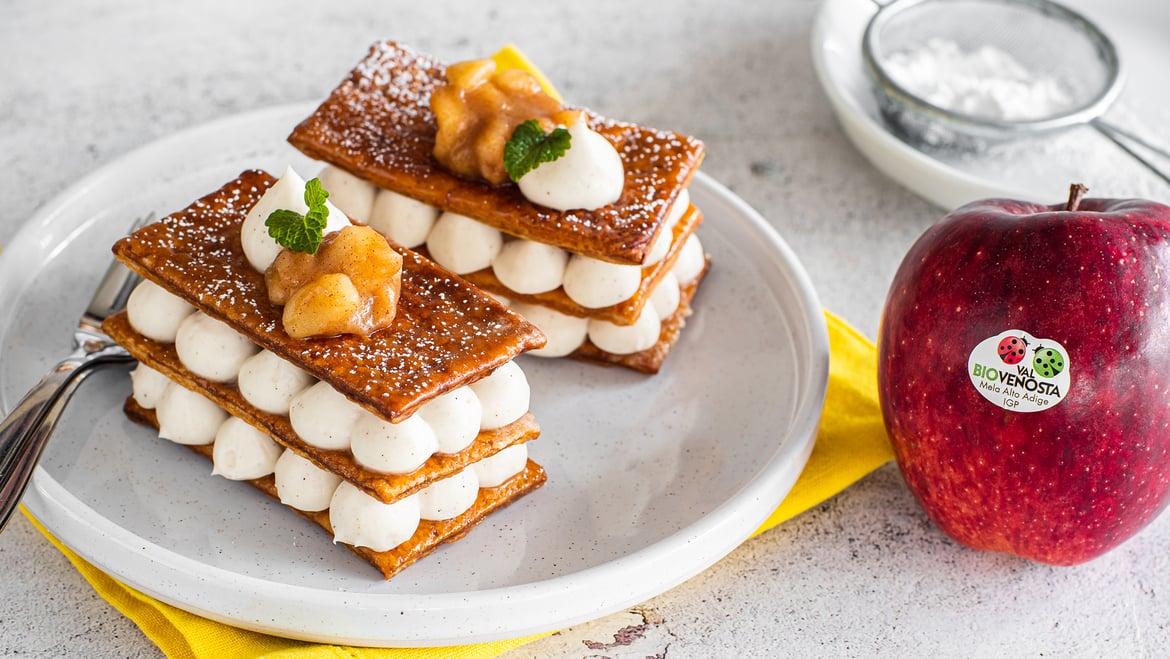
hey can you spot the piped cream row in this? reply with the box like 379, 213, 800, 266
123, 397, 545, 579
128, 365, 532, 552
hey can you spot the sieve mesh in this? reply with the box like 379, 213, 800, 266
863, 0, 1122, 146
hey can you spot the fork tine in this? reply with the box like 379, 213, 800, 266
83, 213, 154, 323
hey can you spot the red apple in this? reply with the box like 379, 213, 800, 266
878, 184, 1170, 565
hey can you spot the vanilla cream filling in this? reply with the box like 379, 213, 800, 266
127, 290, 531, 470
126, 280, 195, 343
350, 412, 439, 475
367, 187, 440, 249
672, 233, 706, 285
317, 165, 376, 223
211, 416, 283, 481
130, 363, 171, 410
238, 350, 316, 416
155, 384, 228, 446
491, 239, 568, 295
426, 211, 503, 275
274, 450, 340, 512
131, 350, 530, 552
508, 302, 589, 358
313, 165, 694, 310
587, 305, 661, 355
174, 311, 259, 383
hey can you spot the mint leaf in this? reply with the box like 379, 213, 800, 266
504, 120, 571, 182
265, 177, 331, 254
303, 177, 330, 230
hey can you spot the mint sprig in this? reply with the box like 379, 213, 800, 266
503, 119, 571, 182
265, 177, 330, 254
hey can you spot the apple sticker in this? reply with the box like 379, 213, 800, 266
968, 330, 1070, 412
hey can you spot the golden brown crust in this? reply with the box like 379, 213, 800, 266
106, 311, 540, 505
424, 205, 704, 326
110, 169, 545, 423
287, 41, 705, 265
571, 258, 711, 374
124, 399, 547, 580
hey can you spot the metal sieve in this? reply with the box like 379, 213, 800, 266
862, 0, 1169, 185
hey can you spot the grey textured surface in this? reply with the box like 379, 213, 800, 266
1, 0, 1168, 657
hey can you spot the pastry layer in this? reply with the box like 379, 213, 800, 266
287, 41, 705, 266
572, 259, 711, 374
110, 169, 545, 423
106, 311, 540, 505
124, 399, 547, 580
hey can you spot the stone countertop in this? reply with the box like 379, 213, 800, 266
1, 1, 1167, 656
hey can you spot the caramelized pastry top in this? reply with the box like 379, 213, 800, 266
112, 169, 546, 422
288, 41, 705, 265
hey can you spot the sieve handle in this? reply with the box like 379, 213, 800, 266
1091, 119, 1170, 189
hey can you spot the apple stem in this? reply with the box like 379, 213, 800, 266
1066, 183, 1088, 211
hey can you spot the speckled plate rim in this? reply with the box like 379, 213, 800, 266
6, 103, 828, 647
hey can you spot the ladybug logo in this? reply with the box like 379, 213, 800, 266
997, 335, 1028, 365
1032, 344, 1065, 378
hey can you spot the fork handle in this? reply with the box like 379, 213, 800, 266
0, 351, 131, 533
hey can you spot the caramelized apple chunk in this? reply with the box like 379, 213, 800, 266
266, 225, 403, 338
431, 58, 580, 185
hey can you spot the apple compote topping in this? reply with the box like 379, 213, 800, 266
266, 225, 403, 339
431, 58, 581, 185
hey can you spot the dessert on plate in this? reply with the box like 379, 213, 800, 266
287, 42, 711, 373
104, 167, 548, 578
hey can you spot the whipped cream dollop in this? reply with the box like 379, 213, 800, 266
174, 311, 258, 383
349, 412, 439, 475
417, 467, 479, 521
491, 239, 568, 295
470, 360, 531, 430
473, 443, 529, 488
130, 363, 171, 410
211, 417, 283, 481
587, 306, 661, 355
237, 349, 316, 415
644, 189, 690, 266
288, 381, 364, 451
368, 188, 440, 248
126, 280, 196, 343
329, 483, 421, 552
241, 166, 352, 272
426, 211, 503, 275
274, 449, 341, 512
509, 301, 588, 357
318, 165, 376, 223
155, 385, 228, 446
672, 234, 706, 284
649, 271, 681, 320
562, 254, 642, 309
417, 386, 482, 454
517, 118, 624, 211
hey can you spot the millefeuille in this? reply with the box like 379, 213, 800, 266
104, 168, 548, 578
287, 42, 711, 374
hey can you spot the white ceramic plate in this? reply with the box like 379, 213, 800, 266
811, 0, 1170, 210
2, 104, 828, 647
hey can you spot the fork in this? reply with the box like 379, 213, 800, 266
0, 216, 150, 533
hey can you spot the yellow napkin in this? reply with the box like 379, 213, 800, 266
24, 309, 891, 658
